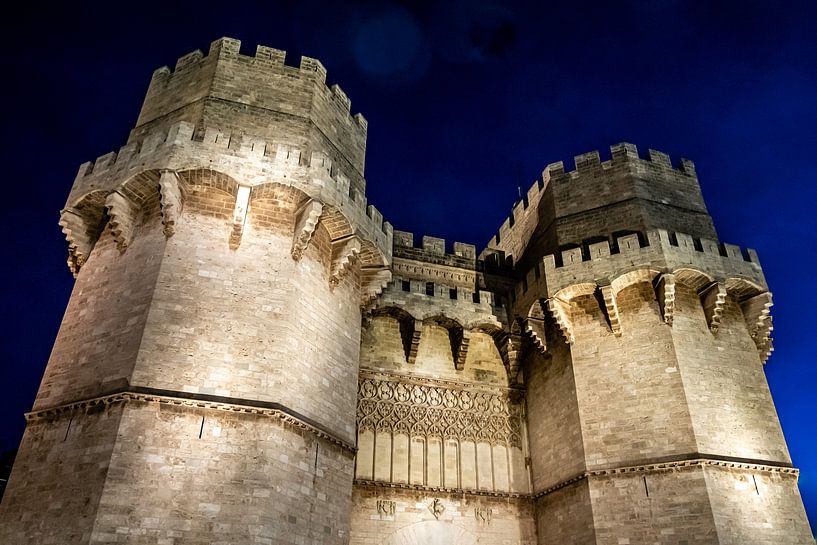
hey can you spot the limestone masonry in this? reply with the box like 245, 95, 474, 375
0, 37, 812, 544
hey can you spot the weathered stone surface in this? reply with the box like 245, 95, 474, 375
1, 37, 811, 545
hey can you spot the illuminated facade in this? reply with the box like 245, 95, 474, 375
0, 38, 812, 544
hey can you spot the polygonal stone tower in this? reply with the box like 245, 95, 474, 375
486, 146, 813, 544
0, 38, 392, 544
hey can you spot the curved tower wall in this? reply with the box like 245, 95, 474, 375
503, 148, 812, 544
0, 38, 392, 545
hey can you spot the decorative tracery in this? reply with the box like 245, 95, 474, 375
357, 377, 522, 447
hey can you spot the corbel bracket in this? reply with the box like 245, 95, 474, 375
654, 273, 676, 325
547, 297, 575, 344
105, 190, 138, 252
329, 235, 361, 287
158, 170, 183, 237
700, 282, 727, 334
229, 185, 252, 249
291, 199, 324, 260
598, 285, 622, 337
59, 208, 95, 276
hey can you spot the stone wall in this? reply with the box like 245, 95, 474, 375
0, 406, 124, 544
524, 331, 585, 492
587, 467, 719, 544
130, 176, 363, 442
671, 283, 790, 462
350, 486, 536, 545
89, 399, 354, 544
534, 480, 596, 545
703, 466, 813, 544
33, 204, 165, 410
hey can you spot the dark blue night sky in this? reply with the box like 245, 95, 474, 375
0, 0, 814, 529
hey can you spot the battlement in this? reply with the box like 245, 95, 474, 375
374, 274, 509, 347
68, 120, 392, 263
486, 143, 710, 266
145, 37, 366, 129
393, 230, 477, 269
135, 38, 369, 178
542, 142, 696, 181
514, 228, 765, 317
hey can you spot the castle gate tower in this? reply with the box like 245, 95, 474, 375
0, 38, 392, 544
486, 146, 813, 544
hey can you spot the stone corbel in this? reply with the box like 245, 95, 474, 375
401, 318, 422, 364
158, 170, 182, 237
229, 185, 252, 249
598, 285, 622, 337
700, 282, 727, 334
524, 317, 547, 354
452, 329, 470, 370
291, 199, 324, 260
741, 292, 773, 341
654, 273, 676, 325
105, 190, 139, 253
360, 267, 392, 306
757, 337, 774, 364
740, 292, 774, 363
498, 333, 523, 384
547, 297, 575, 344
329, 235, 361, 287
59, 208, 94, 276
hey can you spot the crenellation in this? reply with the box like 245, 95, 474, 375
574, 150, 601, 171
254, 44, 286, 65
208, 36, 241, 58
330, 83, 352, 112
647, 148, 672, 168
422, 235, 445, 255
453, 241, 476, 259
299, 55, 328, 83
174, 49, 204, 71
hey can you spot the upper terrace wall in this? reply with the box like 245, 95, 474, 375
485, 144, 716, 270
63, 120, 392, 277
132, 38, 368, 192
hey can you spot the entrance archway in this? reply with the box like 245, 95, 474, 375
386, 520, 479, 545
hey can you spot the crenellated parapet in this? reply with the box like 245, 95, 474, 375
485, 143, 715, 269
135, 38, 368, 181
367, 269, 527, 382
393, 230, 477, 272
513, 229, 773, 363
61, 120, 393, 293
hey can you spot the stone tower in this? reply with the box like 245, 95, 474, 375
1, 38, 812, 545
0, 37, 392, 544
486, 148, 813, 543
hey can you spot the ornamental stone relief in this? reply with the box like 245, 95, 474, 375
357, 377, 523, 448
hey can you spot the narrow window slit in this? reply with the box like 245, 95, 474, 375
752, 474, 760, 495
643, 475, 650, 497
198, 416, 205, 438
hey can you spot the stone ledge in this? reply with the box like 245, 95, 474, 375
532, 456, 800, 500
354, 479, 530, 500
25, 386, 356, 454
